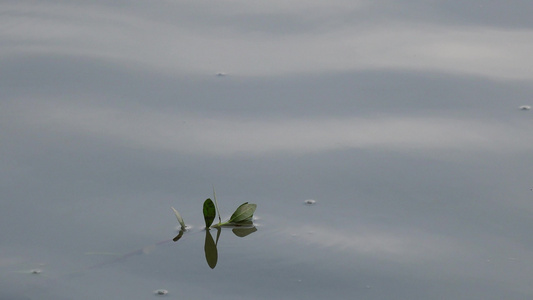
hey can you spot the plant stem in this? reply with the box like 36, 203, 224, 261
211, 221, 231, 228
212, 185, 222, 224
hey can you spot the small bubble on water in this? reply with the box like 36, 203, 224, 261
175, 225, 193, 232
519, 105, 531, 110
30, 269, 42, 274
304, 199, 316, 205
154, 289, 168, 295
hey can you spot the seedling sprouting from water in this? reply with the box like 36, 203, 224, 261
170, 189, 257, 267
172, 187, 257, 230
80, 194, 256, 273
203, 188, 257, 228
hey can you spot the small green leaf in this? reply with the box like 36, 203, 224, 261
203, 198, 216, 228
171, 207, 186, 230
229, 202, 257, 224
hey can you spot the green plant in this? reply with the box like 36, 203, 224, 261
209, 201, 257, 228
202, 199, 216, 228
172, 190, 257, 230
204, 187, 257, 228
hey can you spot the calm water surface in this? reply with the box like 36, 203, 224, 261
2, 1, 533, 299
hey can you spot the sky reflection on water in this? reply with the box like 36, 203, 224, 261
2, 1, 533, 299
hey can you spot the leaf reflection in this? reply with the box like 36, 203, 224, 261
204, 228, 219, 269
172, 229, 185, 242
232, 226, 257, 237
202, 225, 256, 269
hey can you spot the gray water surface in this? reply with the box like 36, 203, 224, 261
2, 1, 533, 299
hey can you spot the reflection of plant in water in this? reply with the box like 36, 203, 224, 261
37, 191, 256, 280
203, 220, 257, 269
172, 189, 257, 268
204, 227, 220, 269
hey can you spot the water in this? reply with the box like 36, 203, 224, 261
2, 1, 533, 299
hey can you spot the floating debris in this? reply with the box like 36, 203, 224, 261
304, 199, 316, 205
30, 269, 42, 274
215, 72, 227, 77
519, 105, 531, 110
154, 289, 168, 295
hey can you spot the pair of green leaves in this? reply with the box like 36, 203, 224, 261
203, 199, 257, 228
